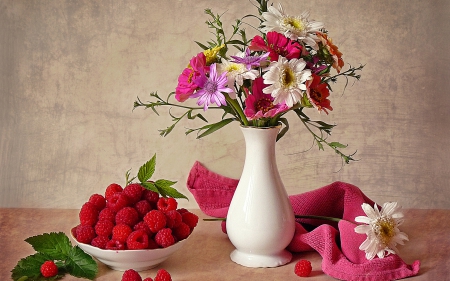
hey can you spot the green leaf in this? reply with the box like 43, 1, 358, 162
194, 41, 209, 50
329, 142, 348, 149
276, 118, 289, 142
317, 141, 324, 151
11, 253, 64, 281
155, 179, 188, 200
140, 181, 158, 193
137, 154, 156, 183
65, 246, 97, 280
25, 232, 71, 260
196, 118, 234, 139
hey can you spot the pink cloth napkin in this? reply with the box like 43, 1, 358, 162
187, 161, 420, 281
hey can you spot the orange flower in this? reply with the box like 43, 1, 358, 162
317, 33, 344, 73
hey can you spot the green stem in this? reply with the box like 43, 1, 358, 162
295, 215, 342, 223
225, 94, 249, 126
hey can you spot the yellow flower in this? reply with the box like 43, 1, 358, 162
204, 45, 225, 65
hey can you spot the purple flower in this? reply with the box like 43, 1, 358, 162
191, 63, 234, 110
230, 48, 269, 70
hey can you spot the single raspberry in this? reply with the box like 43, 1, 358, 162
88, 193, 106, 210
143, 278, 153, 281
155, 228, 175, 248
181, 211, 199, 230
115, 207, 139, 227
134, 200, 152, 218
105, 239, 126, 250
123, 183, 144, 204
121, 269, 142, 281
105, 183, 123, 200
142, 189, 159, 205
165, 210, 182, 228
176, 208, 189, 215
112, 224, 133, 243
134, 221, 152, 236
40, 260, 58, 277
79, 202, 99, 226
154, 269, 172, 281
98, 207, 115, 222
157, 197, 177, 213
127, 229, 149, 250
144, 210, 167, 233
107, 192, 130, 213
95, 219, 114, 237
294, 259, 312, 277
91, 235, 109, 249
75, 225, 96, 244
172, 222, 191, 241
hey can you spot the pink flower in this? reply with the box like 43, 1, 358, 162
249, 31, 302, 62
244, 77, 289, 120
175, 52, 209, 102
191, 63, 233, 111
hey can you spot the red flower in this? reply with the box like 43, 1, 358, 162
175, 52, 209, 102
249, 31, 302, 61
306, 74, 333, 114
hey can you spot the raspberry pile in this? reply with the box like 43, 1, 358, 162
121, 268, 172, 281
294, 259, 312, 277
73, 183, 198, 250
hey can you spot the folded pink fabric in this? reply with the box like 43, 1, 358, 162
187, 161, 420, 281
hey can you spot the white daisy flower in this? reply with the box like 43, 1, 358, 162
354, 202, 409, 260
261, 4, 324, 50
262, 56, 311, 107
218, 57, 259, 94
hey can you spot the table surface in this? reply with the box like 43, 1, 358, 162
1, 208, 449, 281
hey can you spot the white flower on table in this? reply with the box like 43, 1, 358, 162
354, 202, 409, 260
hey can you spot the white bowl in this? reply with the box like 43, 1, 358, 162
70, 228, 188, 271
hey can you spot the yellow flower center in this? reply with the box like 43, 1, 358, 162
283, 16, 305, 32
280, 67, 296, 88
373, 217, 396, 246
226, 63, 241, 73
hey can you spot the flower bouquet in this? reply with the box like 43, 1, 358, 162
134, 0, 364, 164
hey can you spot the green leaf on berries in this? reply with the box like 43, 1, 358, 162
137, 153, 156, 183
141, 181, 159, 193
25, 232, 72, 260
65, 246, 97, 279
155, 179, 188, 199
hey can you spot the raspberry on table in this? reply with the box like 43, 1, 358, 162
121, 269, 142, 281
75, 224, 96, 244
294, 259, 312, 277
79, 202, 99, 226
144, 210, 167, 233
181, 211, 199, 230
157, 197, 178, 213
105, 183, 123, 200
88, 193, 106, 210
123, 183, 144, 205
127, 229, 149, 250
105, 239, 126, 250
172, 222, 191, 241
98, 207, 116, 222
112, 224, 133, 243
107, 192, 130, 213
165, 210, 182, 228
154, 269, 172, 281
155, 228, 175, 248
40, 260, 58, 277
95, 219, 114, 237
134, 200, 153, 218
115, 207, 139, 227
91, 235, 109, 249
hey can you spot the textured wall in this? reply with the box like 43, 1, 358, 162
1, 0, 449, 209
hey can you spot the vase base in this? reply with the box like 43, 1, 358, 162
230, 249, 292, 268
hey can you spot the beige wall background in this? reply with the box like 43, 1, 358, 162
1, 0, 449, 210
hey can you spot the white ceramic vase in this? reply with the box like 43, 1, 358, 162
226, 125, 296, 268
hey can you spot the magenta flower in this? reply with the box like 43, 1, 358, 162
249, 31, 302, 62
230, 48, 269, 70
244, 77, 289, 120
191, 63, 233, 111
175, 52, 209, 102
